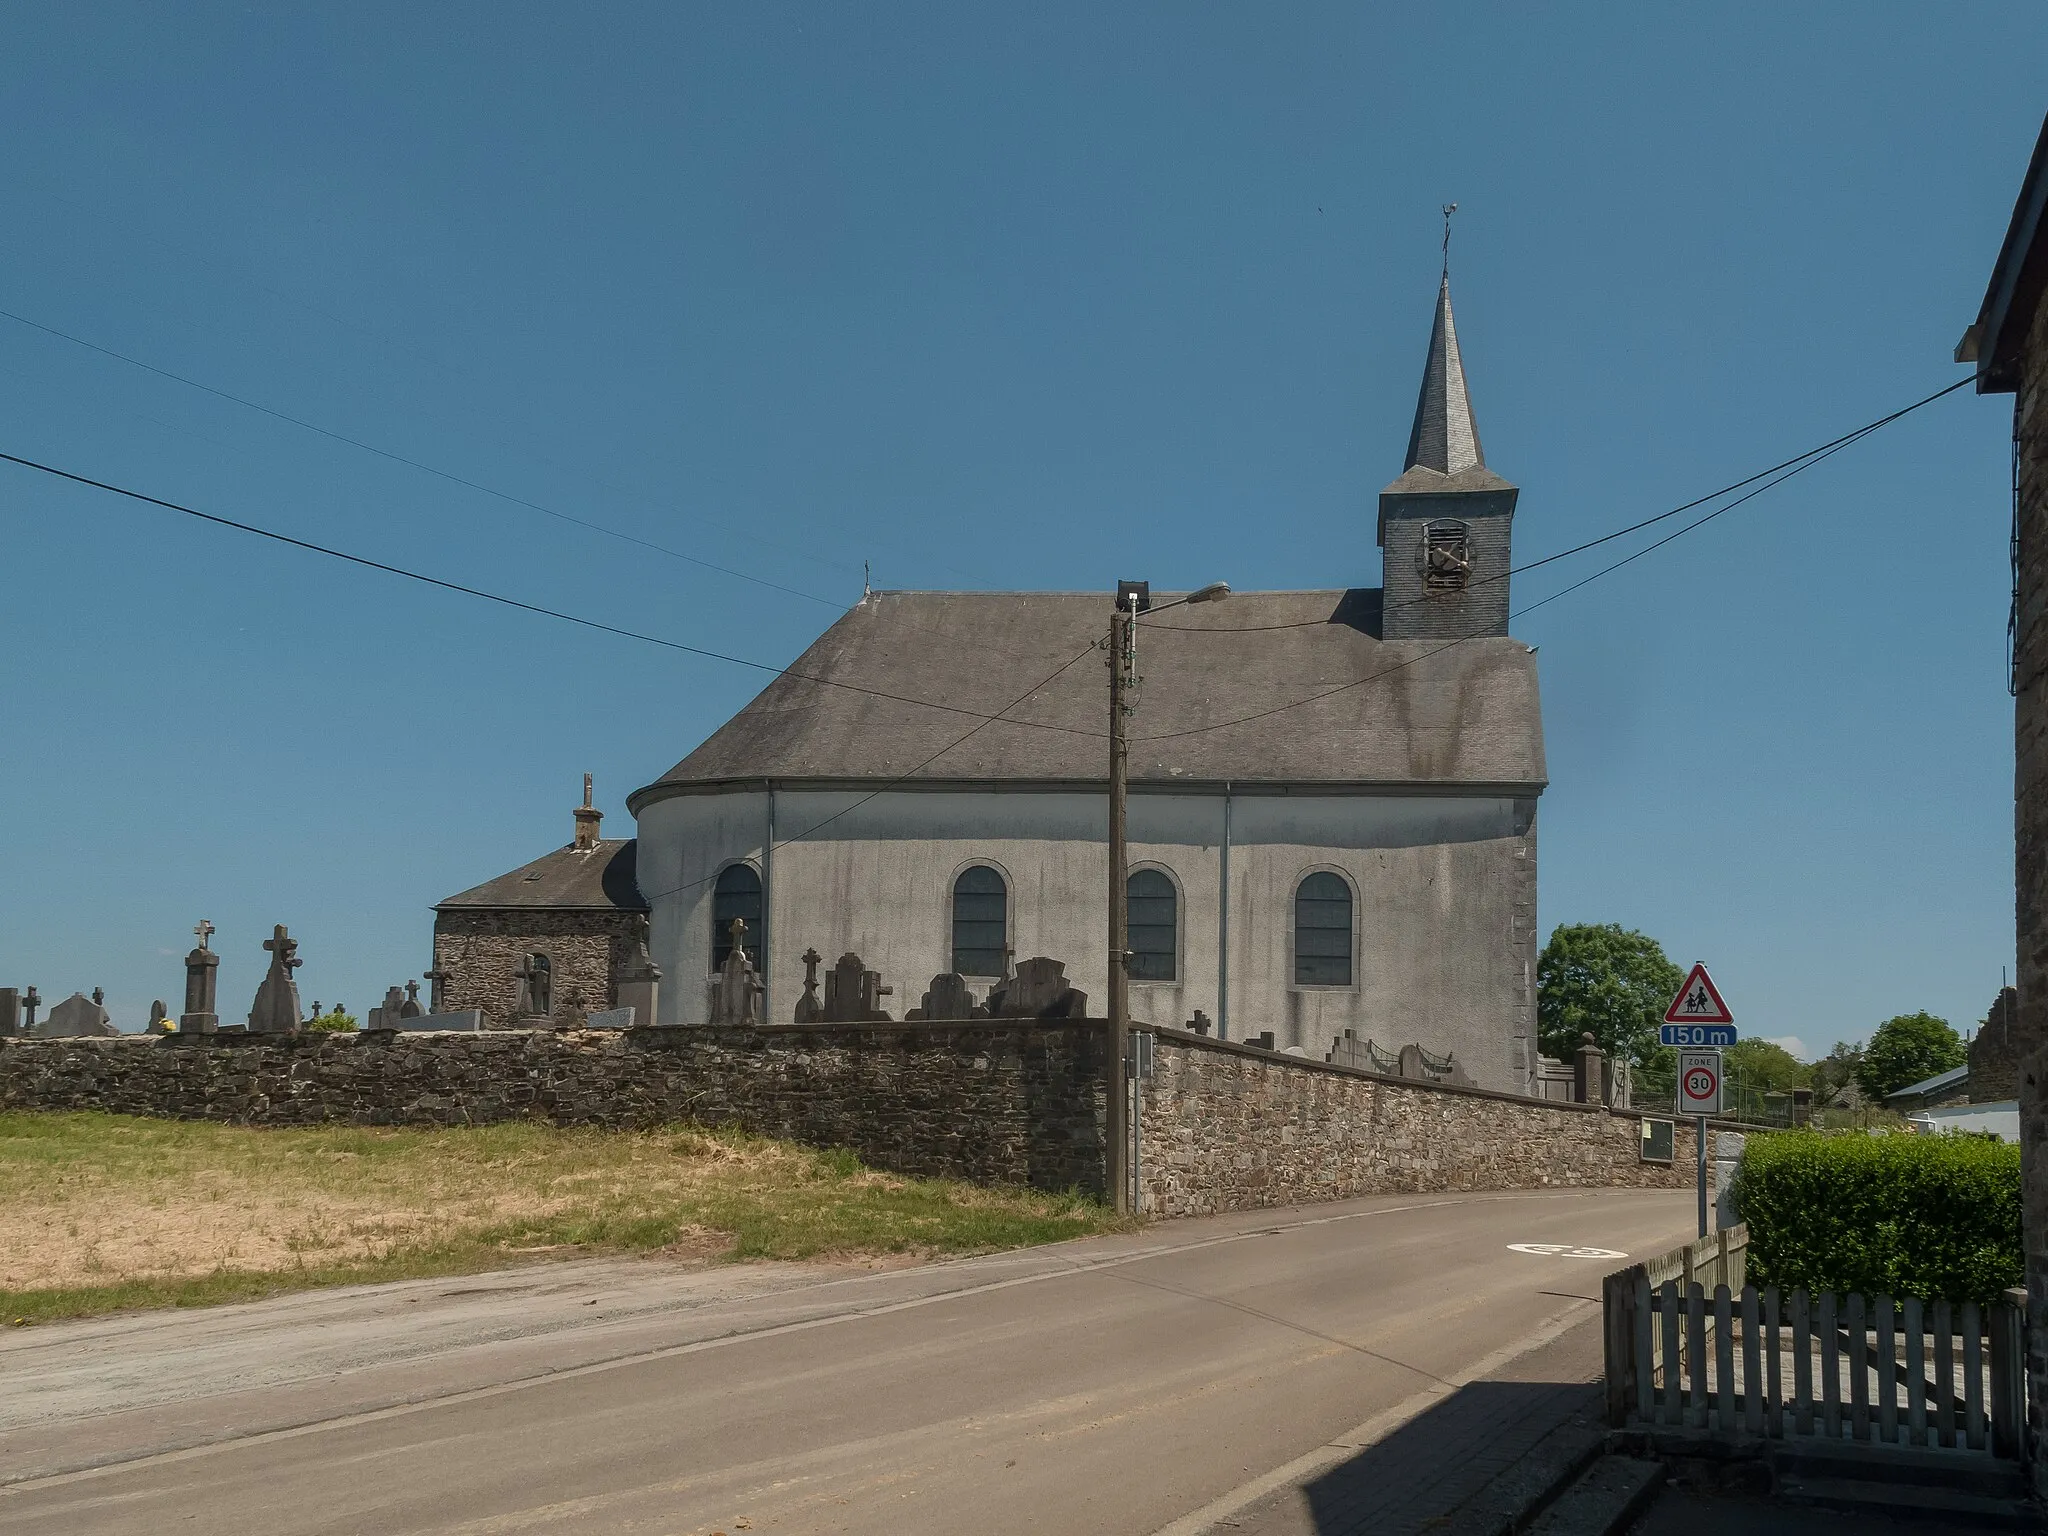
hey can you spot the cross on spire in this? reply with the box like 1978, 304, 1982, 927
1441, 202, 1457, 278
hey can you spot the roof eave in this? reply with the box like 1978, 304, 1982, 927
1971, 110, 2048, 396
631, 774, 1549, 811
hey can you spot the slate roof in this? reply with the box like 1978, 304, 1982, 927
435, 838, 646, 911
1884, 1063, 1971, 1106
632, 589, 1544, 805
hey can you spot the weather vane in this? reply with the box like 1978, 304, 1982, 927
1441, 202, 1458, 277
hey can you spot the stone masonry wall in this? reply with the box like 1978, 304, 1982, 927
1138, 1029, 1696, 1217
3, 1023, 1707, 1218
2015, 288, 2048, 1500
0, 1023, 1109, 1194
431, 910, 643, 1029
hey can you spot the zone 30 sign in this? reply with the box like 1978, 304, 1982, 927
1678, 1047, 1723, 1116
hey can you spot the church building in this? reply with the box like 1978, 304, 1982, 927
622, 275, 1547, 1091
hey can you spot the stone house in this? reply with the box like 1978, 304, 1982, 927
431, 779, 649, 1029
1970, 985, 2022, 1103
1960, 105, 2048, 1499
625, 274, 1549, 1093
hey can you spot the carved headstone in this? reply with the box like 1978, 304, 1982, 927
181, 921, 220, 1033
709, 919, 765, 1025
400, 981, 425, 1020
1185, 1009, 1212, 1037
822, 951, 892, 1022
23, 986, 40, 1032
42, 991, 117, 1037
987, 956, 1086, 1019
146, 1000, 170, 1035
368, 985, 407, 1031
912, 973, 978, 1022
513, 954, 553, 1021
0, 988, 18, 1038
793, 947, 825, 1024
616, 922, 662, 1028
247, 925, 305, 1034
423, 966, 451, 1014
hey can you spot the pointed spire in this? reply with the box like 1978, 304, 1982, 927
1402, 275, 1485, 477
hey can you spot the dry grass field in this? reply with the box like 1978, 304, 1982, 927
0, 1111, 1123, 1323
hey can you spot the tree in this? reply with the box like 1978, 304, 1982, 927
1810, 1040, 1865, 1108
1853, 1012, 1964, 1101
1537, 924, 1685, 1069
1724, 1038, 1809, 1095
306, 1009, 357, 1034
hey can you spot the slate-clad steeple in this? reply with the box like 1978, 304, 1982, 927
1405, 276, 1485, 476
1379, 274, 1519, 642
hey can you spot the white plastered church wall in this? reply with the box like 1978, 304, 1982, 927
634, 786, 1535, 1093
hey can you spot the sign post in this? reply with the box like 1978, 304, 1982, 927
1666, 964, 1734, 1239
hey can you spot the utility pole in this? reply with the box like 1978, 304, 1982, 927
1106, 592, 1134, 1215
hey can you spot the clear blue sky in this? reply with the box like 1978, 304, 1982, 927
2, 4, 2041, 1054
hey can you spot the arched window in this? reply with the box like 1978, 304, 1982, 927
951, 865, 1008, 976
1127, 869, 1178, 982
712, 863, 762, 970
1293, 871, 1353, 986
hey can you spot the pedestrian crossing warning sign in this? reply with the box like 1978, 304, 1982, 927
1663, 962, 1734, 1026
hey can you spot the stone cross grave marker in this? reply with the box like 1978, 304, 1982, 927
401, 981, 424, 1019
22, 986, 40, 1031
793, 947, 825, 1023
709, 919, 764, 1025
44, 991, 116, 1037
181, 920, 220, 1033
247, 925, 305, 1034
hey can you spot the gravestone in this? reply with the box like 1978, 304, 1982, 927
708, 919, 765, 1025
400, 981, 425, 1020
423, 966, 451, 1014
1242, 1031, 1276, 1051
367, 985, 407, 1031
513, 954, 554, 1021
1184, 1010, 1212, 1037
0, 987, 18, 1038
22, 986, 40, 1032
986, 956, 1086, 1019
821, 952, 892, 1022
616, 923, 662, 1028
247, 925, 306, 1034
180, 921, 220, 1033
792, 948, 825, 1024
584, 1007, 634, 1030
145, 1000, 170, 1035
908, 973, 979, 1022
42, 991, 117, 1037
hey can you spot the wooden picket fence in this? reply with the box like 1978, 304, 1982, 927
1603, 1229, 2027, 1462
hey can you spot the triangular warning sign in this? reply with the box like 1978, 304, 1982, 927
1664, 963, 1733, 1025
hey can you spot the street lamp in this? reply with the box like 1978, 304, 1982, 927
1107, 580, 1230, 1214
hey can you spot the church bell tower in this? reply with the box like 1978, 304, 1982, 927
1378, 274, 1518, 641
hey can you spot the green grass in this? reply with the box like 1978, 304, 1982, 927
0, 1112, 1125, 1324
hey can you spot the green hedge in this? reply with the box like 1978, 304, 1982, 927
1731, 1130, 2021, 1305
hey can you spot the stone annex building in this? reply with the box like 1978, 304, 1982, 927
437, 275, 1549, 1093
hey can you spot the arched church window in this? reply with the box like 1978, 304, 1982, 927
1127, 869, 1178, 982
712, 863, 762, 970
1421, 519, 1471, 592
951, 865, 1008, 977
1293, 872, 1353, 986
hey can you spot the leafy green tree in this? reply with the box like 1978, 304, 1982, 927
307, 1009, 357, 1033
1853, 1012, 1964, 1101
1537, 924, 1685, 1068
1811, 1040, 1865, 1108
1724, 1038, 1809, 1095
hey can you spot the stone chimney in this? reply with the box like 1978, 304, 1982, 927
573, 773, 603, 851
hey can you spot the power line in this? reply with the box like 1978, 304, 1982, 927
0, 306, 846, 609
1132, 378, 1968, 744
0, 447, 1099, 739
1136, 376, 1974, 635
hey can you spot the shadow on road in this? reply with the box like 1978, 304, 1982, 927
1289, 1378, 1602, 1536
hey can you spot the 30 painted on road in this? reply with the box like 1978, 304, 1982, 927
1658, 1023, 1737, 1047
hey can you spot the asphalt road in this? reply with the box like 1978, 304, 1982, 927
0, 1188, 1695, 1535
